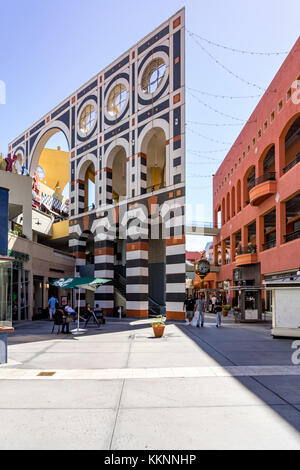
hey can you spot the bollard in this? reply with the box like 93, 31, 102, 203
0, 327, 14, 364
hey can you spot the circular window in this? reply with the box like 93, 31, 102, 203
141, 58, 166, 94
107, 84, 127, 118
79, 104, 96, 136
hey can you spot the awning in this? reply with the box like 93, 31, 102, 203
50, 277, 110, 291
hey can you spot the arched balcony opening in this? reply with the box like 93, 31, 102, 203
221, 198, 226, 225
111, 147, 127, 203
84, 162, 95, 212
226, 192, 230, 221
243, 166, 255, 206
237, 180, 241, 213
283, 115, 300, 174
142, 127, 166, 193
231, 186, 236, 217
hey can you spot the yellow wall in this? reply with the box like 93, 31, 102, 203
38, 147, 69, 194
49, 219, 69, 240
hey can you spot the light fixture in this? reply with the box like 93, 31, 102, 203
297, 268, 300, 276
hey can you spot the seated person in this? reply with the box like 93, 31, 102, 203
64, 303, 76, 319
94, 304, 105, 324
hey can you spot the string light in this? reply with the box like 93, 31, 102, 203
187, 126, 233, 145
187, 90, 246, 121
187, 30, 289, 56
188, 32, 267, 91
187, 86, 262, 100
187, 119, 243, 127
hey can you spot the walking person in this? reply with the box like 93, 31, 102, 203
48, 296, 59, 321
195, 294, 206, 328
211, 293, 217, 313
183, 294, 195, 324
215, 296, 223, 328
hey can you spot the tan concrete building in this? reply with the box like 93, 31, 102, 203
0, 169, 75, 321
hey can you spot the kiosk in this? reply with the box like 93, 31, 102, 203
264, 275, 300, 338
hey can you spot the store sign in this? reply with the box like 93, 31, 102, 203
8, 249, 30, 262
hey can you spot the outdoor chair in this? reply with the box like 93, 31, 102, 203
51, 312, 63, 334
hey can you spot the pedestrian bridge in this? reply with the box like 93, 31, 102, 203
185, 221, 220, 237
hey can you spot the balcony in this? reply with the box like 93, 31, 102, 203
262, 239, 276, 251
283, 153, 300, 174
284, 230, 300, 243
249, 172, 276, 206
235, 245, 257, 266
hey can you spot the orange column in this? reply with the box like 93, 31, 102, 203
276, 201, 286, 246
256, 215, 264, 252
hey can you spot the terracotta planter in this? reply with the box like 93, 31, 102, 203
152, 325, 165, 338
222, 310, 229, 317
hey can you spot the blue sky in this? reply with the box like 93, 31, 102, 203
1, 0, 299, 250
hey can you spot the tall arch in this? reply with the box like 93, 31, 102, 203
140, 126, 167, 194
280, 113, 300, 174
258, 144, 275, 176
226, 192, 230, 221
243, 166, 256, 206
29, 122, 70, 176
104, 143, 128, 205
237, 179, 241, 213
231, 186, 236, 217
77, 156, 98, 213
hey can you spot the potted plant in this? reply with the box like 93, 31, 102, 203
151, 315, 166, 338
222, 304, 231, 317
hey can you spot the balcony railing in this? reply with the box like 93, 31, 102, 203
253, 172, 276, 187
262, 239, 276, 250
236, 245, 257, 255
283, 153, 300, 174
284, 230, 300, 243
146, 182, 166, 193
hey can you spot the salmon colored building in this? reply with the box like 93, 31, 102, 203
212, 37, 300, 315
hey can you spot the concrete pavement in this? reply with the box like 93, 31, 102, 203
1, 314, 300, 450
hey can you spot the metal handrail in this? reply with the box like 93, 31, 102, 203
262, 239, 276, 250
253, 172, 276, 187
284, 230, 300, 243
283, 153, 300, 174
236, 245, 257, 255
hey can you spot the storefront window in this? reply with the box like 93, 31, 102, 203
12, 267, 30, 321
0, 260, 12, 327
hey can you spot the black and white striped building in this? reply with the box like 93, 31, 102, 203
9, 9, 186, 320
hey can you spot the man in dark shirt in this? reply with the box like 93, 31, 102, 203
183, 295, 195, 323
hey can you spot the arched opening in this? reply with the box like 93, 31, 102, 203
226, 192, 230, 221
29, 130, 70, 243
283, 115, 300, 173
142, 127, 166, 192
231, 186, 236, 217
243, 166, 255, 206
112, 147, 127, 203
221, 198, 226, 225
83, 162, 95, 211
215, 204, 221, 228
237, 180, 241, 213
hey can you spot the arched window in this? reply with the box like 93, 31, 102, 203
237, 180, 241, 212
283, 115, 300, 173
231, 186, 236, 217
226, 192, 230, 221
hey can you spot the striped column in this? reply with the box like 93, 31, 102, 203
104, 168, 113, 205
94, 240, 114, 315
77, 179, 85, 214
166, 235, 186, 321
138, 153, 147, 195
126, 239, 148, 317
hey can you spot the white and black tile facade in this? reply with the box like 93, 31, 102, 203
9, 9, 186, 320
